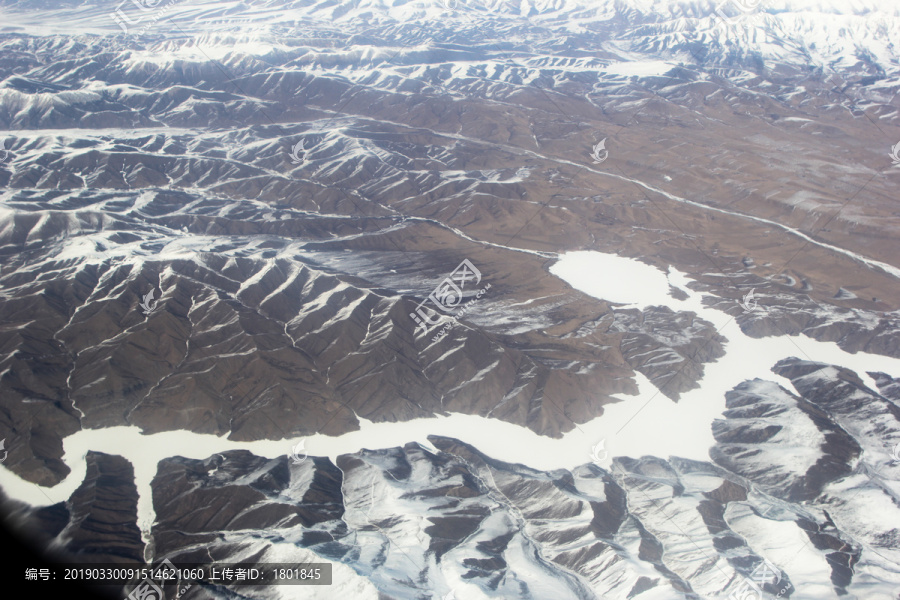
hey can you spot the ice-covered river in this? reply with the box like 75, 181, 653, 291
1, 250, 898, 546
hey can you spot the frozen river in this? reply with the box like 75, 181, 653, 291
1, 250, 897, 552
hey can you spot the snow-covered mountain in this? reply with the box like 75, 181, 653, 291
0, 0, 898, 598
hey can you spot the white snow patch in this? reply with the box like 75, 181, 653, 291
603, 60, 674, 77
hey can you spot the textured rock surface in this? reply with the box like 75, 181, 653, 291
0, 1, 899, 598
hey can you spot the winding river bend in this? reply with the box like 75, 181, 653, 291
1, 251, 897, 552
